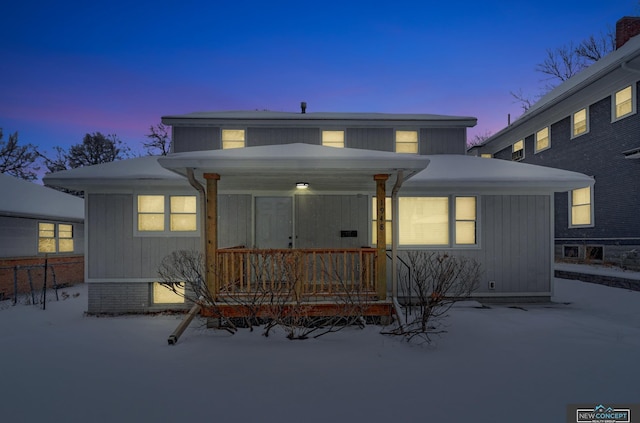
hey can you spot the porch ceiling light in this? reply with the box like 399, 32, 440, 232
296, 182, 309, 189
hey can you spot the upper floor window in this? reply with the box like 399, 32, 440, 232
222, 129, 245, 149
535, 127, 550, 153
512, 140, 524, 161
480, 153, 493, 158
38, 223, 74, 253
572, 108, 589, 138
395, 130, 418, 154
570, 186, 593, 227
322, 130, 344, 148
137, 195, 198, 234
613, 86, 635, 121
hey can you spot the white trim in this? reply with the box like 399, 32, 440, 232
570, 107, 589, 139
534, 126, 551, 154
133, 192, 201, 238
611, 84, 637, 122
568, 185, 594, 228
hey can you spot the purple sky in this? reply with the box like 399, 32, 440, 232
1, 0, 637, 157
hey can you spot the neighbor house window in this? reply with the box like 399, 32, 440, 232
38, 223, 74, 253
137, 195, 198, 233
395, 130, 418, 154
613, 86, 634, 120
399, 197, 449, 245
480, 153, 492, 158
572, 108, 588, 137
152, 282, 185, 304
535, 127, 550, 153
455, 197, 477, 245
512, 140, 524, 161
222, 129, 245, 149
570, 186, 593, 227
322, 130, 344, 148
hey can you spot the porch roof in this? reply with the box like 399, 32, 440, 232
402, 155, 594, 194
158, 143, 430, 191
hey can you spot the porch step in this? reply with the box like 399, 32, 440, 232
201, 301, 394, 320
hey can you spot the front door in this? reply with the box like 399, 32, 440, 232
255, 197, 293, 248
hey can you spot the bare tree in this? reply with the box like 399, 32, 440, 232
0, 129, 40, 181
576, 29, 615, 62
144, 123, 171, 156
512, 29, 615, 115
467, 130, 493, 148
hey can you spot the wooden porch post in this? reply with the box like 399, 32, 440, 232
374, 174, 389, 300
204, 173, 220, 299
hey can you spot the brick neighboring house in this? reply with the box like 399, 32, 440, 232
0, 173, 84, 300
469, 17, 640, 268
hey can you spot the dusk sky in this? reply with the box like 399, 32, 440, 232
1, 0, 637, 157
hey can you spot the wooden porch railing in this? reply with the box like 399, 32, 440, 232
216, 248, 377, 298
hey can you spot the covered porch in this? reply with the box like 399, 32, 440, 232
158, 144, 430, 318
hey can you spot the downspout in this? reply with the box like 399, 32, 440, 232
391, 170, 405, 327
186, 168, 207, 255
166, 168, 207, 345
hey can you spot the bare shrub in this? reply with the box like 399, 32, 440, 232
390, 251, 481, 343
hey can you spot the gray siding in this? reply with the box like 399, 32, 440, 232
0, 216, 84, 258
172, 127, 218, 152
346, 128, 394, 151
87, 194, 200, 279
218, 194, 252, 248
295, 195, 369, 248
420, 128, 467, 155
247, 127, 320, 146
398, 195, 552, 296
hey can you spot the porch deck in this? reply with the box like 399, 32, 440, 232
202, 248, 393, 319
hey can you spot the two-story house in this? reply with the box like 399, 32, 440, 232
470, 17, 640, 269
44, 109, 591, 314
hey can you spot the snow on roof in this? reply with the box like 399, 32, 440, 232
403, 155, 594, 193
42, 146, 592, 194
43, 156, 187, 190
0, 173, 84, 221
162, 110, 477, 126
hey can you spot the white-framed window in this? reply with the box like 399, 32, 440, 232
569, 186, 593, 227
395, 130, 418, 154
136, 194, 198, 235
512, 140, 524, 161
455, 197, 477, 245
322, 130, 345, 148
372, 195, 478, 247
38, 223, 74, 253
221, 129, 245, 149
535, 127, 550, 153
571, 108, 589, 138
152, 282, 186, 304
613, 85, 635, 121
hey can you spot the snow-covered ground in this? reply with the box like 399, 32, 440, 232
1, 279, 638, 423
